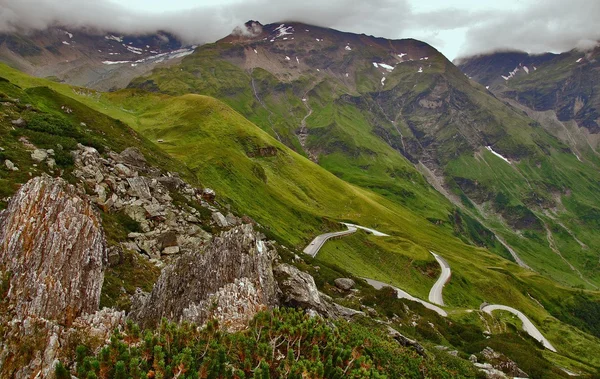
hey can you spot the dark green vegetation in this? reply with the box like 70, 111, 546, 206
61, 308, 479, 379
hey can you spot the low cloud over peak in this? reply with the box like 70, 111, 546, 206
1, 0, 598, 60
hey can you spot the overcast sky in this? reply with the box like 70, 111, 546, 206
1, 0, 599, 60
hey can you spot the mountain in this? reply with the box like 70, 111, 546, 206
2, 21, 600, 377
125, 21, 600, 291
0, 27, 195, 91
458, 45, 600, 148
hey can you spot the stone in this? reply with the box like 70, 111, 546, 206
470, 354, 478, 363
0, 176, 106, 325
226, 212, 241, 226
275, 264, 337, 318
334, 278, 355, 290
202, 188, 216, 201
212, 211, 229, 228
124, 204, 146, 223
4, 160, 18, 171
127, 177, 152, 199
144, 203, 166, 219
46, 158, 56, 170
11, 118, 26, 127
119, 147, 147, 169
115, 163, 132, 177
162, 246, 180, 255
387, 327, 427, 357
130, 224, 278, 330
31, 149, 48, 162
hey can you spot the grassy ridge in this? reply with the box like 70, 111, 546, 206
2, 63, 600, 372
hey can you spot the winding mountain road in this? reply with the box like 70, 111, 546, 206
303, 224, 358, 257
481, 304, 557, 352
364, 278, 447, 317
428, 251, 451, 306
303, 223, 445, 316
303, 224, 558, 352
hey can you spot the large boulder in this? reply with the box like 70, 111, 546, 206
130, 224, 278, 331
0, 175, 106, 325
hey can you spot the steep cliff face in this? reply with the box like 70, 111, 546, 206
130, 224, 279, 331
0, 175, 106, 325
0, 175, 112, 378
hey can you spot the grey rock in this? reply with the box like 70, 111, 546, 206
0, 176, 106, 324
470, 354, 478, 363
334, 278, 355, 290
162, 246, 180, 255
448, 350, 458, 356
46, 158, 56, 170
115, 163, 132, 177
226, 212, 241, 226
31, 149, 48, 162
387, 327, 427, 357
4, 160, 18, 171
11, 118, 26, 126
202, 188, 216, 201
144, 203, 165, 219
212, 211, 229, 228
130, 224, 278, 330
127, 177, 152, 199
119, 147, 147, 169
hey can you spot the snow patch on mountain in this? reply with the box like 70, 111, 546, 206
64, 31, 73, 39
345, 45, 352, 51
486, 146, 511, 164
523, 66, 529, 74
398, 53, 407, 58
501, 66, 520, 81
102, 60, 131, 65
274, 24, 294, 37
576, 57, 583, 63
105, 35, 123, 43
418, 67, 423, 73
62, 41, 70, 45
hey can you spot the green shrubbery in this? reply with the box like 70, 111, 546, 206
60, 308, 477, 379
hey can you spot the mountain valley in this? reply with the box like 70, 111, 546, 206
0, 17, 600, 379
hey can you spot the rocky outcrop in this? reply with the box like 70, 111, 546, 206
0, 175, 114, 378
477, 347, 528, 378
0, 175, 106, 325
130, 224, 279, 331
274, 264, 363, 319
334, 277, 355, 290
71, 144, 213, 261
387, 326, 427, 357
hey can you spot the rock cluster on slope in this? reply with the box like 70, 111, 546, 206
71, 144, 222, 263
129, 224, 279, 332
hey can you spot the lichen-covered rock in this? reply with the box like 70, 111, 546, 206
0, 175, 106, 325
130, 224, 278, 331
274, 264, 361, 319
334, 278, 355, 290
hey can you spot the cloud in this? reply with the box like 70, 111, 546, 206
456, 0, 600, 58
0, 0, 414, 44
0, 0, 598, 60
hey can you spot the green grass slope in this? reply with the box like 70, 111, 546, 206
3, 62, 600, 373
